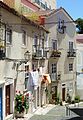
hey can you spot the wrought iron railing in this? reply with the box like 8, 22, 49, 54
32, 45, 47, 59
50, 73, 61, 81
67, 49, 76, 57
50, 49, 61, 58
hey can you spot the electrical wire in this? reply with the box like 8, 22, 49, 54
0, 19, 76, 26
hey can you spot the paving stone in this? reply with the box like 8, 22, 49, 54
12, 102, 83, 120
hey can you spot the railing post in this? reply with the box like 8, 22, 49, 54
66, 104, 70, 116
66, 105, 68, 116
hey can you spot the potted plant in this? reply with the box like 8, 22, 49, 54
60, 100, 63, 106
15, 91, 29, 118
74, 95, 80, 103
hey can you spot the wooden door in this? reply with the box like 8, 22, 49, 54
0, 88, 2, 120
6, 85, 10, 116
52, 86, 57, 104
62, 88, 65, 101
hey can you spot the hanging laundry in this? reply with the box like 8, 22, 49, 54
27, 72, 34, 91
31, 71, 39, 86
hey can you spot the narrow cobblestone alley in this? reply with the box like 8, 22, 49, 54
28, 105, 77, 120
13, 105, 79, 120
13, 103, 83, 120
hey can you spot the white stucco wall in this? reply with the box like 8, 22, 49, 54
45, 9, 76, 100
76, 41, 83, 100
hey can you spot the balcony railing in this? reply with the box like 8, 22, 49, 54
32, 45, 47, 59
50, 73, 61, 82
50, 50, 61, 58
67, 49, 76, 58
0, 48, 5, 60
0, 40, 5, 60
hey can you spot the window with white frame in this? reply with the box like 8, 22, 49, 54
45, 34, 48, 49
51, 63, 57, 73
52, 40, 57, 50
69, 42, 73, 51
33, 35, 38, 46
58, 19, 64, 33
6, 28, 12, 44
22, 30, 26, 46
69, 63, 73, 71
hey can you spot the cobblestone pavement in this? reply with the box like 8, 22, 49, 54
13, 102, 83, 120
28, 105, 77, 120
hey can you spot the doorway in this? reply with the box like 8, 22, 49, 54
62, 88, 65, 101
6, 85, 10, 116
51, 86, 57, 104
0, 88, 2, 120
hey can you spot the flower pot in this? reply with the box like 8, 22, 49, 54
15, 111, 24, 118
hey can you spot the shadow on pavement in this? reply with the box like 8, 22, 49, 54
67, 116, 83, 120
70, 108, 83, 116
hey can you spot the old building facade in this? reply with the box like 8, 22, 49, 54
44, 8, 77, 103
31, 0, 56, 10
0, 1, 77, 120
0, 1, 49, 119
76, 34, 83, 100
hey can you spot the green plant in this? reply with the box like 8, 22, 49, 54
60, 100, 63, 106
66, 93, 71, 104
74, 95, 80, 103
71, 100, 75, 104
56, 93, 60, 104
15, 92, 29, 114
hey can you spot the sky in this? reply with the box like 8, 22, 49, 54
57, 0, 83, 20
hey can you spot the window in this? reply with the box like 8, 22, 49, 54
32, 63, 37, 71
69, 42, 73, 51
45, 2, 47, 9
42, 39, 44, 49
22, 30, 26, 45
35, 0, 40, 5
49, 5, 51, 9
41, 2, 45, 9
25, 65, 29, 89
69, 63, 73, 71
6, 28, 12, 44
45, 34, 48, 48
57, 19, 65, 33
25, 65, 29, 72
52, 40, 57, 50
33, 35, 38, 47
51, 63, 57, 73
25, 74, 29, 89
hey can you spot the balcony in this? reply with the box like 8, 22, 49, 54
67, 49, 76, 58
0, 40, 5, 60
32, 47, 47, 59
0, 49, 5, 60
50, 73, 61, 82
50, 50, 61, 58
